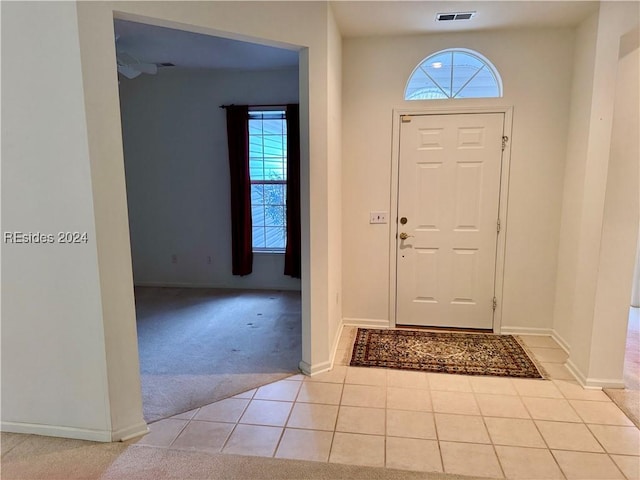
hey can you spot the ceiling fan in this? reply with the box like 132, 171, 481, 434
116, 50, 158, 79
115, 35, 158, 79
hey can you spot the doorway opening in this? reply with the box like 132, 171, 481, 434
114, 18, 303, 422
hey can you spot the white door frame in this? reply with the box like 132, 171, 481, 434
389, 106, 513, 333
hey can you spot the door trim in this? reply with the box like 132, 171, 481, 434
389, 106, 513, 333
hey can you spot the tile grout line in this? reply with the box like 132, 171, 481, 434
218, 391, 254, 454
426, 376, 445, 474
383, 368, 388, 469
528, 406, 569, 480
166, 413, 197, 449
270, 381, 302, 459
173, 335, 636, 472
326, 371, 347, 463
582, 423, 635, 480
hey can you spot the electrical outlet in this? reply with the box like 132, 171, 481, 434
370, 211, 388, 224
171, 254, 177, 264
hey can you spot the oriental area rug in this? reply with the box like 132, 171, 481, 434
350, 328, 544, 379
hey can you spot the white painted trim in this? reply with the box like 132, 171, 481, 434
328, 322, 345, 368
500, 326, 554, 336
389, 106, 513, 332
565, 359, 625, 389
133, 281, 301, 292
298, 360, 332, 376
493, 107, 514, 334
342, 317, 391, 328
564, 359, 585, 385
112, 421, 149, 442
583, 377, 626, 389
551, 330, 571, 354
500, 327, 571, 354
1, 422, 112, 442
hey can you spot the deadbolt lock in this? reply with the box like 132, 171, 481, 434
400, 217, 408, 225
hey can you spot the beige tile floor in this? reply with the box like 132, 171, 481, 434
134, 328, 640, 479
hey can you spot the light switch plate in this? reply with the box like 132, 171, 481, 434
370, 211, 388, 224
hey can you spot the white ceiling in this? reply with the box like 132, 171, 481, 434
331, 1, 600, 37
114, 2, 600, 70
113, 19, 299, 70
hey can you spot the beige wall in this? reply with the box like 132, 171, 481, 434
590, 41, 639, 382
1, 1, 130, 441
119, 67, 301, 291
3, 0, 636, 442
342, 28, 575, 332
3, 0, 339, 441
556, 2, 639, 386
327, 6, 344, 360
553, 11, 600, 348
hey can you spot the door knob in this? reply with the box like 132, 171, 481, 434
399, 232, 414, 240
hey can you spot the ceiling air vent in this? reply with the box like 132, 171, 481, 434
436, 12, 476, 22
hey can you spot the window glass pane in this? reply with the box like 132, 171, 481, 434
451, 53, 484, 97
252, 226, 266, 248
406, 71, 448, 100
248, 110, 287, 251
265, 226, 285, 249
263, 135, 284, 157
456, 68, 500, 98
249, 137, 264, 159
251, 184, 264, 204
264, 159, 285, 180
263, 119, 283, 135
405, 49, 502, 100
250, 160, 264, 180
264, 184, 286, 207
249, 119, 263, 135
251, 204, 265, 226
265, 205, 285, 227
420, 51, 453, 97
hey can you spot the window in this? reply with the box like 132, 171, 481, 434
405, 48, 502, 100
249, 110, 287, 252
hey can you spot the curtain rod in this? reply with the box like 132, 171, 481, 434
219, 103, 291, 109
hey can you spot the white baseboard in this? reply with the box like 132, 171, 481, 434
499, 326, 554, 336
551, 330, 571, 354
329, 323, 345, 368
498, 327, 571, 355
113, 421, 149, 442
133, 281, 301, 292
565, 358, 586, 385
565, 359, 625, 389
583, 377, 626, 389
342, 318, 390, 328
299, 359, 332, 376
1, 421, 112, 442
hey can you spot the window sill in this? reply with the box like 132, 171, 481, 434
253, 250, 285, 255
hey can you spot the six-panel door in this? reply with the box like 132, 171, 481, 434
396, 113, 504, 329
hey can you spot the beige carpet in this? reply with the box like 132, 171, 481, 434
1, 432, 490, 480
135, 287, 301, 422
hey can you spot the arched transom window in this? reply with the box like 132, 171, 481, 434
405, 48, 503, 100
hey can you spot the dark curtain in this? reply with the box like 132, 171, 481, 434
284, 104, 301, 278
225, 105, 253, 276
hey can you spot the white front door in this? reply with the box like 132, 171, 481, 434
396, 113, 504, 329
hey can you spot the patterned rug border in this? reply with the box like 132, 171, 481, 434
350, 328, 547, 379
513, 334, 549, 379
